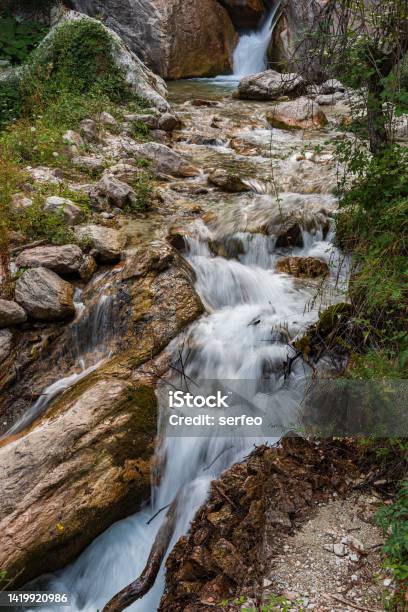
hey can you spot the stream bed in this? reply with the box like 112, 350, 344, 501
25, 79, 349, 612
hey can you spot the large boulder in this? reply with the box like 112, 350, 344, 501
219, 0, 265, 29
0, 241, 204, 587
0, 11, 169, 113
15, 245, 96, 279
74, 224, 125, 262
237, 69, 305, 100
0, 299, 27, 328
70, 0, 237, 79
15, 268, 75, 321
131, 142, 199, 177
266, 97, 328, 130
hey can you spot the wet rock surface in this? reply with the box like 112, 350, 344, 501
0, 241, 203, 588
276, 256, 329, 278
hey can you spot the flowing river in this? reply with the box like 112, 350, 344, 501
22, 20, 351, 611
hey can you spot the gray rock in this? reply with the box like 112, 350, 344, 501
333, 543, 347, 557
131, 142, 199, 177
29, 167, 62, 185
44, 196, 83, 225
0, 299, 27, 328
72, 155, 106, 174
15, 245, 92, 277
15, 268, 75, 321
97, 173, 136, 208
157, 113, 181, 132
97, 111, 117, 126
79, 119, 100, 142
74, 224, 125, 262
319, 79, 346, 94
11, 193, 33, 211
315, 92, 344, 106
0, 329, 13, 363
124, 114, 159, 129
237, 70, 305, 100
62, 130, 84, 148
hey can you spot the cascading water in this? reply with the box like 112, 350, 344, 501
233, 0, 282, 77
28, 198, 344, 611
20, 67, 348, 611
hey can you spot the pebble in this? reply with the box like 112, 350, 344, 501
383, 578, 392, 587
333, 543, 347, 557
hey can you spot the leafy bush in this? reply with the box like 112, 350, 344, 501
335, 143, 408, 368
0, 12, 48, 64
377, 481, 408, 583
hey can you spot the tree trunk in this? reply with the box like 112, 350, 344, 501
367, 71, 389, 156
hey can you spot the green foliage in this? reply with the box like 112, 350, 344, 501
377, 481, 408, 582
335, 143, 408, 364
0, 12, 48, 64
126, 171, 153, 213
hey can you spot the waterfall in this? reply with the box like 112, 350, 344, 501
233, 1, 282, 77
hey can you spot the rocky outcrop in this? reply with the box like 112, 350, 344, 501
160, 438, 356, 610
70, 0, 238, 79
0, 241, 204, 588
74, 224, 125, 262
1, 10, 169, 113
15, 268, 75, 321
276, 256, 329, 278
0, 299, 27, 328
237, 70, 305, 101
219, 0, 265, 29
15, 245, 96, 279
266, 97, 327, 130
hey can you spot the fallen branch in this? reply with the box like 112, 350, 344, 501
329, 594, 381, 612
11, 239, 47, 255
146, 503, 171, 526
102, 496, 180, 612
212, 482, 237, 509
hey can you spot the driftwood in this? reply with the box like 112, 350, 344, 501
11, 239, 48, 255
102, 496, 180, 612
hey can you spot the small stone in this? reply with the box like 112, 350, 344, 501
383, 578, 392, 587
351, 574, 358, 582
44, 196, 83, 225
263, 578, 272, 587
158, 112, 181, 132
333, 543, 347, 557
97, 111, 117, 126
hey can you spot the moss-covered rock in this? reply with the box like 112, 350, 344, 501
0, 10, 168, 126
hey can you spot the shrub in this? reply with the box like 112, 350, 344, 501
0, 12, 48, 65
